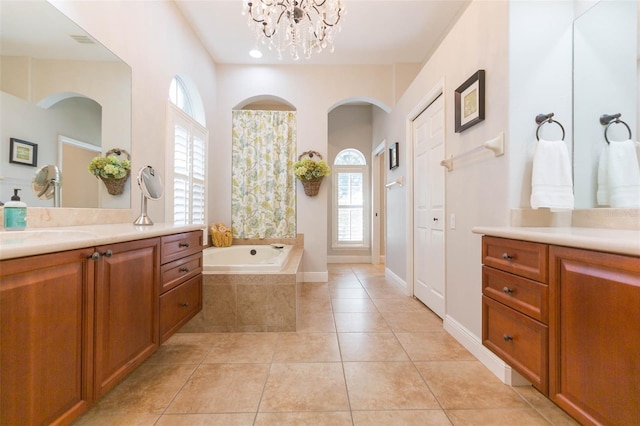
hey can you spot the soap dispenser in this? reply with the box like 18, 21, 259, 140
4, 188, 27, 230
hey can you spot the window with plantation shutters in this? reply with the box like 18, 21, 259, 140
333, 149, 369, 248
167, 76, 207, 225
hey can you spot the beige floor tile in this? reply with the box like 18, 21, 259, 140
344, 362, 440, 410
329, 279, 364, 289
352, 410, 452, 425
358, 276, 395, 287
259, 363, 350, 412
202, 333, 278, 363
273, 333, 341, 362
255, 411, 352, 425
166, 364, 269, 413
445, 408, 551, 425
297, 310, 336, 332
146, 333, 218, 365
334, 312, 391, 332
297, 296, 332, 313
372, 297, 431, 312
155, 413, 256, 425
396, 332, 475, 361
363, 284, 408, 299
330, 287, 370, 299
380, 310, 444, 332
297, 283, 330, 298
73, 412, 160, 426
332, 298, 378, 313
514, 386, 581, 425
415, 361, 529, 410
338, 333, 409, 362
89, 364, 197, 414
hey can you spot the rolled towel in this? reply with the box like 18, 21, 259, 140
530, 138, 574, 211
596, 145, 610, 206
607, 140, 640, 208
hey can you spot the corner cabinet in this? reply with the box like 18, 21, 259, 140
0, 230, 203, 425
481, 236, 640, 426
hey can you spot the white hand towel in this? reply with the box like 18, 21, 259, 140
607, 139, 640, 208
596, 145, 610, 206
530, 138, 574, 211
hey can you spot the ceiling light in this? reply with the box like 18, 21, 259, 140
249, 49, 263, 58
242, 0, 345, 61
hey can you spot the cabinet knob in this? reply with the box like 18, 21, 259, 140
101, 250, 113, 258
501, 253, 514, 261
503, 334, 513, 342
179, 242, 190, 248
179, 267, 189, 273
87, 252, 100, 260
502, 287, 514, 294
181, 302, 189, 308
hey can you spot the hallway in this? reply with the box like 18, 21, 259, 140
75, 264, 577, 425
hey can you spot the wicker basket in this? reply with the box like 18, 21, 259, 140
210, 223, 232, 247
301, 177, 323, 197
100, 172, 130, 195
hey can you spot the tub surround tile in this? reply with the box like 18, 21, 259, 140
237, 284, 296, 330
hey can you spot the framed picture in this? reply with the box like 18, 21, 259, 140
455, 70, 485, 133
389, 142, 399, 170
9, 138, 38, 167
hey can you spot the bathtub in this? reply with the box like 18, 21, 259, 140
203, 244, 293, 272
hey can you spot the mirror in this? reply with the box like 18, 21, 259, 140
134, 166, 164, 226
0, 0, 132, 209
32, 165, 62, 207
573, 0, 639, 208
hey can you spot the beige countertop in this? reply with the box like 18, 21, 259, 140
472, 226, 640, 256
0, 223, 205, 260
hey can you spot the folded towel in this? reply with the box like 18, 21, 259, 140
596, 145, 610, 206
530, 138, 574, 211
607, 140, 640, 208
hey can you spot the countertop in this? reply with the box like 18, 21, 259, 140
472, 226, 640, 256
0, 223, 205, 260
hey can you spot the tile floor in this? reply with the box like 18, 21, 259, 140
75, 264, 579, 425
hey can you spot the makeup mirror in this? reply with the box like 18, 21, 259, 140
32, 165, 62, 207
134, 166, 163, 226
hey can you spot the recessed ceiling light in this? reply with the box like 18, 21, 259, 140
249, 49, 263, 59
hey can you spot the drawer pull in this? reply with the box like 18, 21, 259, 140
179, 267, 189, 273
503, 334, 514, 342
101, 250, 113, 258
180, 302, 189, 308
179, 242, 190, 248
502, 287, 514, 294
87, 252, 100, 260
501, 253, 514, 261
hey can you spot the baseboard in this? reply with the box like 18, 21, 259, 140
444, 315, 530, 387
385, 267, 407, 291
302, 271, 329, 283
327, 255, 372, 263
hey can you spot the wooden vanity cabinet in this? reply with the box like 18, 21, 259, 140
481, 236, 549, 394
93, 238, 160, 398
0, 248, 95, 425
159, 231, 203, 343
549, 246, 640, 426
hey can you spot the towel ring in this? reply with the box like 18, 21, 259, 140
603, 119, 632, 145
535, 113, 565, 141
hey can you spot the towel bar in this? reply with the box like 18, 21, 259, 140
440, 132, 504, 172
385, 177, 404, 189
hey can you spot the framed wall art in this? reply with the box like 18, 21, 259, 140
389, 142, 399, 170
9, 138, 38, 167
454, 69, 485, 133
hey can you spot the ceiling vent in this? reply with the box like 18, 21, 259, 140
70, 34, 95, 44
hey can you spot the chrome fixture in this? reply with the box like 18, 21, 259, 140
243, 0, 345, 60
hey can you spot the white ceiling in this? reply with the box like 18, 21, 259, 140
174, 0, 470, 65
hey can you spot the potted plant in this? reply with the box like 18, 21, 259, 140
88, 149, 131, 195
293, 151, 331, 196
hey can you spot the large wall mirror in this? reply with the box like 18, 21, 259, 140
0, 0, 132, 209
573, 0, 639, 208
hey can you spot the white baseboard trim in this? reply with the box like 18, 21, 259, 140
385, 267, 407, 291
444, 315, 530, 387
327, 255, 372, 263
302, 271, 329, 283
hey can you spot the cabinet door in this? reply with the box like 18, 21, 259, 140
94, 238, 160, 398
549, 246, 640, 426
1, 248, 95, 425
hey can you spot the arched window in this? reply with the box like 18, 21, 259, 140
167, 75, 208, 225
333, 149, 369, 247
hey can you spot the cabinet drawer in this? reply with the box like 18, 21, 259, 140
160, 252, 202, 294
159, 275, 202, 343
483, 266, 548, 323
482, 295, 548, 394
161, 231, 203, 264
482, 236, 548, 282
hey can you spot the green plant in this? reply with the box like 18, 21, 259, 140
293, 157, 331, 181
88, 155, 131, 179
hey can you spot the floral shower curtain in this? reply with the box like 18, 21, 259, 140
231, 110, 296, 239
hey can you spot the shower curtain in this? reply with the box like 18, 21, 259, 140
231, 110, 296, 239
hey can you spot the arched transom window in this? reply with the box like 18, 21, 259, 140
333, 148, 369, 247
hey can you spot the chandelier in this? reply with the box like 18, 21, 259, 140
243, 0, 345, 60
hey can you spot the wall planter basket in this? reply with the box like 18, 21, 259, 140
88, 148, 131, 196
294, 150, 330, 197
